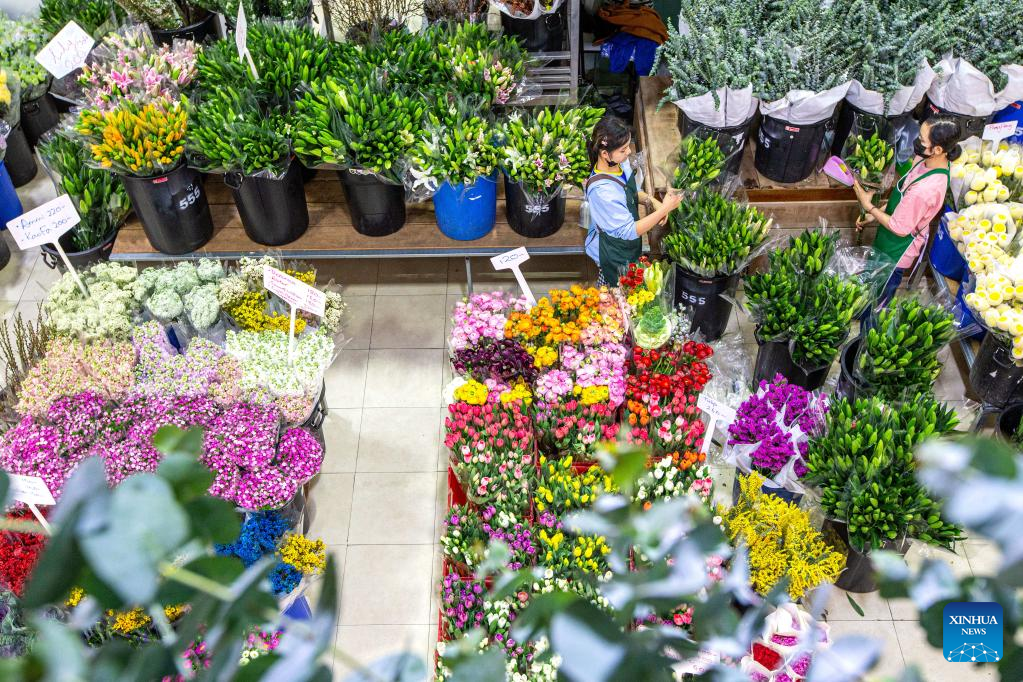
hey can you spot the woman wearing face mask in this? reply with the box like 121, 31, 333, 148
585, 116, 683, 285
853, 118, 962, 308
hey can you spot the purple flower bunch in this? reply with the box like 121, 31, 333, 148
535, 370, 573, 403
480, 506, 537, 570
453, 338, 539, 385
449, 292, 522, 351
561, 344, 628, 406
727, 376, 827, 477
441, 574, 486, 636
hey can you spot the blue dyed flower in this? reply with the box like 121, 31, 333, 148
268, 563, 302, 596
215, 511, 291, 566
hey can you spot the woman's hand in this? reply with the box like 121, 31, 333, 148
852, 178, 875, 210
662, 192, 683, 212
855, 212, 876, 232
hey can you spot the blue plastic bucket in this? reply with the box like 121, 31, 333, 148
955, 282, 986, 342
0, 163, 22, 228
433, 176, 497, 241
930, 212, 966, 281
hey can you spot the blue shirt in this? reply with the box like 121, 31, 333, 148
585, 159, 639, 265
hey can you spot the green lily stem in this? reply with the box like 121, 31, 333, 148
157, 561, 236, 602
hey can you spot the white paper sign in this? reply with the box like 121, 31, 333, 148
490, 247, 536, 306
983, 121, 1019, 143
8, 474, 56, 506
263, 265, 326, 317
35, 21, 94, 79
6, 194, 80, 250
235, 4, 259, 79
674, 650, 720, 675
697, 394, 736, 424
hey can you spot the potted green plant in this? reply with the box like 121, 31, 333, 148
839, 296, 956, 402
75, 97, 213, 255
114, 0, 218, 44
744, 230, 869, 389
37, 126, 130, 269
293, 73, 426, 237
187, 90, 306, 246
411, 106, 501, 241
804, 395, 964, 592
662, 188, 771, 340
499, 106, 602, 238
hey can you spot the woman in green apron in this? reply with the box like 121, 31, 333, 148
853, 118, 961, 309
585, 116, 682, 285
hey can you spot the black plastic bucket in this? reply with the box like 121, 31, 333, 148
755, 114, 833, 184
500, 7, 564, 51
20, 94, 59, 149
823, 518, 908, 593
0, 238, 9, 271
920, 97, 991, 140
969, 334, 1023, 408
121, 165, 213, 255
337, 170, 406, 237
753, 338, 831, 391
151, 12, 218, 45
831, 100, 913, 157
40, 228, 118, 271
5, 125, 37, 188
504, 175, 566, 238
673, 267, 738, 341
997, 402, 1023, 442
227, 159, 309, 246
836, 336, 867, 402
677, 111, 757, 176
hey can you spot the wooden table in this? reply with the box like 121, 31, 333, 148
634, 76, 861, 229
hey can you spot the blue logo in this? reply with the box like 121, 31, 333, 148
943, 602, 1003, 663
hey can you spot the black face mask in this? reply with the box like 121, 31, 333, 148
914, 137, 931, 157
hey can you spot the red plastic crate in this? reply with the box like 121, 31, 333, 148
447, 466, 467, 508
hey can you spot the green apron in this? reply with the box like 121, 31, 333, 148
872, 158, 950, 267
586, 169, 642, 285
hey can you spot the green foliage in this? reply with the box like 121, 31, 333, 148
186, 90, 292, 176
113, 0, 186, 30
39, 0, 125, 39
433, 21, 527, 106
744, 229, 868, 367
293, 73, 426, 182
805, 396, 964, 553
672, 134, 727, 191
37, 128, 131, 251
844, 132, 895, 188
499, 107, 604, 195
663, 188, 771, 277
855, 297, 956, 401
412, 112, 500, 186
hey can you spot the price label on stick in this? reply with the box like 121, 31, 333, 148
263, 265, 326, 366
490, 247, 536, 306
983, 121, 1018, 143
7, 474, 55, 535
697, 394, 736, 455
675, 650, 720, 675
235, 4, 259, 79
35, 21, 94, 79
7, 195, 88, 296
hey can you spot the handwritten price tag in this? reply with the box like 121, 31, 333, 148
983, 121, 1018, 143
235, 3, 259, 79
674, 650, 720, 675
7, 194, 80, 250
697, 394, 736, 424
35, 21, 94, 79
490, 247, 536, 305
263, 266, 326, 316
8, 474, 56, 506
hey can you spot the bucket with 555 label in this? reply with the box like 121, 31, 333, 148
673, 267, 740, 341
120, 164, 214, 255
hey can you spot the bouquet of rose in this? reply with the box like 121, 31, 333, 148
741, 604, 830, 681
624, 342, 713, 448
505, 285, 625, 348
533, 455, 615, 516
724, 376, 828, 493
0, 509, 47, 597
452, 337, 539, 386
634, 454, 713, 510
449, 291, 524, 352
78, 25, 197, 110
534, 398, 619, 460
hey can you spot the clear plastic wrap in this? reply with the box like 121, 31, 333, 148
613, 256, 675, 349
950, 137, 1023, 210
0, 69, 22, 129
669, 125, 743, 195
840, 123, 896, 225
0, 120, 9, 163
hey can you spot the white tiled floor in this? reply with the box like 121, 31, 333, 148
6, 168, 997, 679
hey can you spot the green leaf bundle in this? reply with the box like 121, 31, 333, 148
672, 134, 727, 192
37, 128, 130, 252
844, 132, 894, 188
855, 297, 956, 401
663, 188, 771, 277
292, 74, 426, 183
412, 114, 500, 187
805, 395, 964, 553
499, 107, 604, 196
39, 0, 125, 39
186, 90, 292, 177
434, 21, 527, 106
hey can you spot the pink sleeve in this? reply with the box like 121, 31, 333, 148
887, 175, 946, 237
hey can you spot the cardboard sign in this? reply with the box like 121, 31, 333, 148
490, 247, 536, 306
6, 194, 80, 250
983, 121, 1018, 143
8, 474, 56, 506
263, 266, 326, 317
35, 21, 94, 79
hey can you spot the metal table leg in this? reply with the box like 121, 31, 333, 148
465, 256, 473, 296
